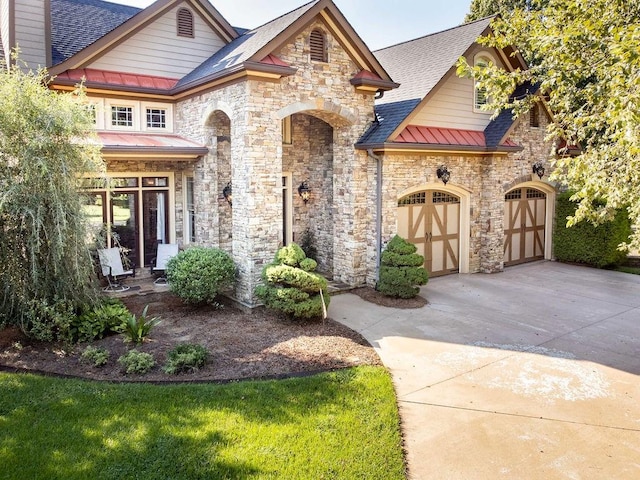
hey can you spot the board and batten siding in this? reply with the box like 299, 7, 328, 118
410, 73, 492, 131
90, 5, 225, 78
12, 0, 47, 68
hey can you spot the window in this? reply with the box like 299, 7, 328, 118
86, 104, 97, 124
177, 8, 194, 38
185, 176, 195, 243
474, 57, 490, 111
309, 29, 327, 62
111, 106, 133, 127
530, 104, 540, 128
146, 108, 167, 129
282, 117, 292, 144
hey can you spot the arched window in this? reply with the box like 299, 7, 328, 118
177, 8, 194, 38
309, 29, 327, 62
474, 56, 491, 110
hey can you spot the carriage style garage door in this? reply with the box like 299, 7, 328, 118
397, 191, 460, 277
504, 187, 546, 266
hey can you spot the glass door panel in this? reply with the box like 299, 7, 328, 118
81, 192, 107, 247
111, 192, 138, 267
142, 191, 169, 266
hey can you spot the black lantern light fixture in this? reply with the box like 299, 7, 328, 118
436, 165, 451, 185
298, 181, 311, 204
532, 161, 545, 179
222, 181, 232, 206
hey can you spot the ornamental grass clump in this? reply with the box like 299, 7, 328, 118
377, 235, 429, 299
255, 243, 329, 321
166, 247, 236, 305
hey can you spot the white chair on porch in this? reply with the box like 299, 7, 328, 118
150, 243, 179, 285
98, 247, 136, 292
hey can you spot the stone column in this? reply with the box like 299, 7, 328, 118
479, 156, 505, 273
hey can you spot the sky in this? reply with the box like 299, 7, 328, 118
110, 0, 473, 50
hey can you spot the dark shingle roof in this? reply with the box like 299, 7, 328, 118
51, 0, 141, 66
373, 17, 493, 106
176, 1, 319, 89
484, 81, 539, 146
357, 99, 422, 145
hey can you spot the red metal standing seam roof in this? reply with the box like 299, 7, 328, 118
97, 132, 207, 150
259, 54, 290, 67
395, 125, 519, 148
56, 68, 180, 90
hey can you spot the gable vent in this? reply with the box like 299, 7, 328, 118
177, 8, 194, 38
310, 29, 327, 62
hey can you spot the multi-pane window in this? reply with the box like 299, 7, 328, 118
146, 108, 167, 129
111, 106, 133, 127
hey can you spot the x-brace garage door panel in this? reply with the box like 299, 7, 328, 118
398, 191, 460, 277
504, 188, 546, 266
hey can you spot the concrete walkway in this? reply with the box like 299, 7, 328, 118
330, 262, 640, 479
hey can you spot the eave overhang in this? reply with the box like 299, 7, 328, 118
97, 132, 209, 159
355, 142, 523, 156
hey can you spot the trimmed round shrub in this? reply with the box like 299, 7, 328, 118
377, 235, 429, 298
163, 344, 208, 374
255, 243, 329, 320
166, 247, 235, 304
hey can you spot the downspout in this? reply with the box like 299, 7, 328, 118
367, 149, 383, 283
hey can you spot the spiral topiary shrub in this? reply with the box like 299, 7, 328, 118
255, 243, 329, 320
166, 247, 235, 304
377, 235, 429, 299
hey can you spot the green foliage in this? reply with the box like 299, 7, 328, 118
71, 299, 130, 343
465, 0, 548, 22
0, 56, 104, 334
118, 305, 161, 345
166, 247, 235, 304
163, 344, 209, 374
553, 192, 631, 268
80, 346, 110, 367
457, 0, 640, 250
117, 350, 155, 375
255, 243, 329, 320
22, 297, 77, 343
377, 235, 429, 299
299, 228, 318, 261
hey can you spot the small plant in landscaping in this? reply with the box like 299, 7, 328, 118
118, 305, 161, 345
117, 350, 155, 375
166, 246, 236, 304
299, 228, 318, 261
255, 243, 329, 320
71, 299, 131, 343
377, 235, 429, 299
163, 344, 209, 374
80, 346, 110, 367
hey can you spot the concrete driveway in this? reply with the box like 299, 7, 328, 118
330, 262, 640, 479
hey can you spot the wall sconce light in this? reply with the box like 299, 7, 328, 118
436, 165, 451, 185
532, 162, 545, 179
222, 181, 232, 206
298, 181, 311, 204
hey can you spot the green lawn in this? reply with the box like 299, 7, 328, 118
0, 366, 405, 479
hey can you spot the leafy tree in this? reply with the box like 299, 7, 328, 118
458, 0, 640, 250
0, 56, 104, 337
465, 0, 548, 22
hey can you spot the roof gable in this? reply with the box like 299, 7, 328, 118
176, 0, 395, 92
49, 0, 238, 74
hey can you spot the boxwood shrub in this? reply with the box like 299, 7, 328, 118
554, 192, 631, 268
377, 235, 429, 298
166, 247, 235, 304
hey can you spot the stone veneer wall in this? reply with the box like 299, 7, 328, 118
176, 21, 375, 305
373, 114, 556, 283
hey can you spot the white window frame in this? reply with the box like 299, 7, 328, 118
142, 102, 174, 132
107, 101, 137, 131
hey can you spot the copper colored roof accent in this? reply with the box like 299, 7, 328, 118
395, 125, 519, 148
352, 69, 384, 81
57, 68, 179, 90
96, 132, 208, 156
260, 54, 290, 67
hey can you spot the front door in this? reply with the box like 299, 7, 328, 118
398, 191, 460, 277
504, 187, 546, 266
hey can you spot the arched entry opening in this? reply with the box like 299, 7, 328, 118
397, 184, 470, 277
202, 110, 232, 254
503, 182, 555, 266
